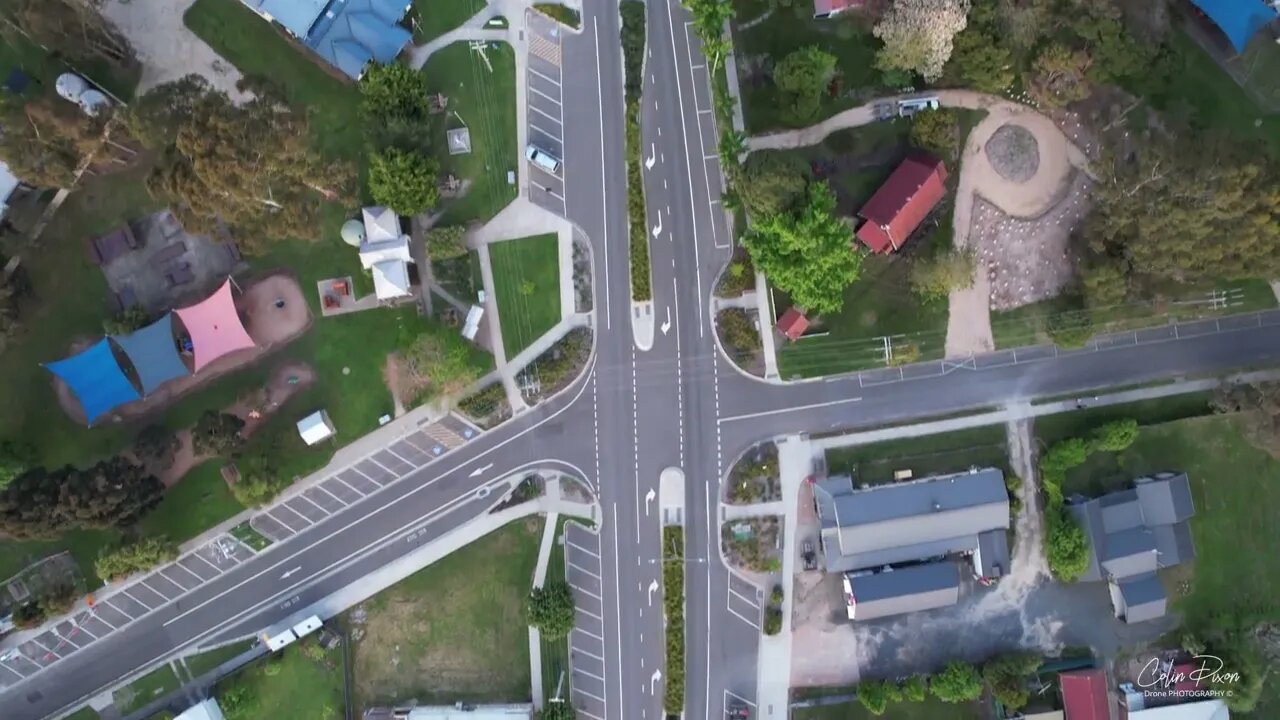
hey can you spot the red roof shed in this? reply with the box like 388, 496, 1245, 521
776, 307, 809, 341
1060, 668, 1110, 720
855, 154, 948, 254
813, 0, 865, 18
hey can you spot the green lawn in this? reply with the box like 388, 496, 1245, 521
183, 0, 363, 162
541, 517, 571, 703
1062, 414, 1280, 628
793, 696, 986, 720
990, 278, 1278, 350
0, 528, 119, 588
0, 25, 139, 102
184, 640, 257, 678
489, 233, 561, 357
230, 522, 272, 551
1032, 392, 1212, 447
215, 642, 344, 720
824, 425, 1009, 484
412, 0, 487, 44
1127, 29, 1280, 160
349, 517, 541, 708
424, 42, 518, 225
138, 461, 244, 544
113, 663, 181, 714
731, 0, 884, 132
64, 708, 100, 720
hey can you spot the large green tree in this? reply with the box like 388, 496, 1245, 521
773, 46, 837, 122
930, 660, 983, 703
1025, 43, 1093, 107
368, 148, 440, 216
0, 459, 163, 537
983, 653, 1042, 710
1087, 139, 1280, 281
0, 0, 136, 75
741, 183, 862, 315
143, 79, 355, 252
735, 154, 808, 219
191, 411, 246, 457
943, 0, 1014, 92
528, 580, 576, 639
874, 0, 970, 81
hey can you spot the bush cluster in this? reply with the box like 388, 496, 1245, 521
716, 309, 760, 362
95, 537, 179, 582
662, 526, 684, 712
620, 2, 651, 302
533, 3, 581, 29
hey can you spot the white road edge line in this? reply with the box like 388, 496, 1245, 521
718, 396, 864, 424
664, 0, 706, 340
593, 17, 612, 331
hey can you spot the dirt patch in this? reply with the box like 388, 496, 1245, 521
382, 355, 407, 418
984, 124, 1040, 183
969, 173, 1092, 311
53, 273, 312, 425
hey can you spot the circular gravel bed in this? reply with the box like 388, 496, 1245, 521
984, 124, 1040, 183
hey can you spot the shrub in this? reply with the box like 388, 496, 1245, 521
95, 537, 179, 581
103, 305, 149, 335
134, 425, 180, 471
930, 660, 982, 703
1040, 438, 1090, 478
192, 411, 245, 457
0, 439, 35, 488
909, 108, 959, 160
858, 679, 891, 715
910, 247, 975, 301
1045, 506, 1090, 581
1090, 418, 1139, 452
534, 3, 581, 28
770, 584, 784, 606
368, 147, 440, 216
901, 674, 927, 702
458, 383, 508, 420
663, 527, 685, 711
537, 703, 576, 720
763, 606, 783, 635
1046, 308, 1094, 348
717, 309, 760, 361
12, 601, 45, 629
621, 3, 650, 301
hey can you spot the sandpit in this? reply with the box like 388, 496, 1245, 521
54, 273, 313, 425
984, 124, 1040, 183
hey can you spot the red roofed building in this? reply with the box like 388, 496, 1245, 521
776, 307, 809, 341
1061, 668, 1110, 720
854, 154, 948, 254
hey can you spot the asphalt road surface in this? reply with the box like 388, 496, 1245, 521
7, 6, 1280, 719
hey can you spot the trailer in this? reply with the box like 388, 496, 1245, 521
261, 614, 324, 652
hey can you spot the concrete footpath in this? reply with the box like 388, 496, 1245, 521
528, 509, 562, 710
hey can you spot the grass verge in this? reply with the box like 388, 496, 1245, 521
184, 640, 257, 678
621, 0, 651, 301
216, 641, 344, 719
412, 0, 487, 44
824, 425, 1009, 484
541, 516, 571, 702
230, 522, 272, 552
138, 461, 244, 544
793, 696, 986, 720
1032, 392, 1212, 447
662, 525, 684, 713
348, 517, 542, 707
489, 233, 561, 357
424, 42, 518, 225
113, 663, 180, 714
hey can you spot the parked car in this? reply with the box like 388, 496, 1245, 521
802, 540, 818, 571
726, 700, 751, 719
525, 144, 561, 173
872, 102, 896, 121
897, 96, 940, 117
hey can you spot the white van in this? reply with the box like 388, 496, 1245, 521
897, 96, 940, 118
525, 144, 561, 174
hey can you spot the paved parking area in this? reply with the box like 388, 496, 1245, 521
525, 10, 567, 216
725, 570, 762, 630
0, 415, 481, 691
564, 522, 607, 720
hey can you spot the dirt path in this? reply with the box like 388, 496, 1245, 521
746, 90, 1092, 358
383, 355, 408, 418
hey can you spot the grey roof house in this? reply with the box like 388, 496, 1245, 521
842, 561, 960, 621
814, 467, 1011, 579
1068, 472, 1196, 624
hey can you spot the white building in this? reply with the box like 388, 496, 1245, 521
176, 699, 225, 720
358, 206, 414, 301
296, 410, 336, 445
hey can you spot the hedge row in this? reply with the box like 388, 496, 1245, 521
533, 3, 581, 29
620, 1, 652, 301
662, 526, 684, 712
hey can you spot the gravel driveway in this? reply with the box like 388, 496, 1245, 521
101, 0, 250, 100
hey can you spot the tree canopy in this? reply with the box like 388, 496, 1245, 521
943, 0, 1014, 92
95, 537, 178, 582
910, 247, 975, 301
426, 225, 469, 260
773, 46, 837, 122
141, 77, 355, 253
0, 0, 136, 76
1025, 43, 1093, 107
0, 95, 134, 188
874, 0, 970, 81
368, 148, 440, 216
741, 182, 862, 316
983, 653, 1042, 710
0, 458, 163, 537
528, 580, 576, 639
735, 153, 808, 219
930, 660, 983, 703
1212, 381, 1280, 459
191, 411, 246, 457
909, 108, 959, 160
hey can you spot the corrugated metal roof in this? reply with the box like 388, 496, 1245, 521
854, 154, 947, 253
1059, 668, 1109, 720
848, 561, 959, 620
1117, 573, 1167, 623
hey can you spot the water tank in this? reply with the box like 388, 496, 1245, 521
78, 89, 111, 116
55, 73, 88, 103
340, 218, 365, 246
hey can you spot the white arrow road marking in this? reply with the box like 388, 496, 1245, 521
650, 669, 662, 694
648, 578, 658, 605
280, 566, 301, 580
645, 487, 656, 514
645, 143, 656, 169
651, 209, 662, 238
659, 307, 671, 335
468, 462, 494, 478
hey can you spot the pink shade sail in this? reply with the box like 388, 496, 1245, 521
174, 279, 256, 372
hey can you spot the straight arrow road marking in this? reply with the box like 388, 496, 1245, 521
280, 567, 301, 580
467, 462, 494, 478
660, 308, 671, 335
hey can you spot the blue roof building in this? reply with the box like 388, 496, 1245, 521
241, 0, 413, 79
